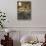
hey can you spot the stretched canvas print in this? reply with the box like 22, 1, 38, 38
17, 1, 31, 20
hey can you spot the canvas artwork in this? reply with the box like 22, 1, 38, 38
17, 1, 31, 20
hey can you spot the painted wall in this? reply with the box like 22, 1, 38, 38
0, 0, 46, 46
0, 0, 46, 27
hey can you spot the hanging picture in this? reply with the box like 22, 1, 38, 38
17, 1, 31, 20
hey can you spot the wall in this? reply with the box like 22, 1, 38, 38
0, 0, 46, 46
0, 0, 46, 28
